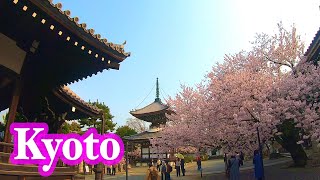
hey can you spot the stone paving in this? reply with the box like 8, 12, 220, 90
204, 164, 320, 180
84, 157, 302, 180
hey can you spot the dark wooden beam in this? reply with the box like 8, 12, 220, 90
4, 79, 21, 151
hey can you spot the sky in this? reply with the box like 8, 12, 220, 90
1, 0, 320, 128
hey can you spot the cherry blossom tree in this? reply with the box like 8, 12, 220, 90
150, 84, 214, 153
260, 60, 320, 166
151, 23, 315, 166
207, 23, 309, 165
126, 118, 149, 133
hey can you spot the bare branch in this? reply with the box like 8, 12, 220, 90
245, 108, 259, 123
264, 56, 292, 69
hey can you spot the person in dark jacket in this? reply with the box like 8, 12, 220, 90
165, 161, 172, 180
161, 161, 166, 180
111, 164, 116, 175
180, 158, 186, 176
223, 153, 229, 176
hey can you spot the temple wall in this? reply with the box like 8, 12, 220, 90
0, 33, 26, 74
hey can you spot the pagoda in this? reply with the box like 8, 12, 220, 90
124, 78, 173, 166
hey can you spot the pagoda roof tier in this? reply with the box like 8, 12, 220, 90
305, 27, 320, 62
130, 100, 169, 116
123, 129, 162, 142
130, 100, 174, 123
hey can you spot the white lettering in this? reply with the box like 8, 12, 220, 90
41, 139, 63, 172
62, 138, 82, 160
100, 139, 120, 160
14, 128, 45, 160
83, 133, 99, 160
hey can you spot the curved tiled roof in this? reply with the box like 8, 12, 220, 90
54, 86, 101, 115
304, 27, 320, 57
21, 0, 130, 61
123, 131, 161, 141
130, 100, 169, 116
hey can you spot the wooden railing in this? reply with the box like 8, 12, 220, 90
0, 142, 78, 180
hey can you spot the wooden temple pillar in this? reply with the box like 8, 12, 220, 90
140, 142, 143, 161
93, 112, 105, 180
4, 79, 21, 152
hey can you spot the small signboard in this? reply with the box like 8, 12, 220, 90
85, 166, 89, 173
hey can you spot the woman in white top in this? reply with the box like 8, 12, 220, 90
175, 158, 181, 177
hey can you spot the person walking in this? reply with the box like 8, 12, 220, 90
253, 150, 263, 180
196, 156, 202, 171
106, 165, 111, 175
118, 163, 121, 172
153, 159, 158, 167
180, 158, 186, 176
240, 151, 244, 166
157, 158, 161, 172
224, 153, 229, 177
175, 158, 181, 177
146, 164, 160, 180
165, 161, 172, 180
228, 155, 240, 180
111, 164, 116, 175
161, 161, 166, 180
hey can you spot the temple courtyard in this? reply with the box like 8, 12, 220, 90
85, 157, 320, 180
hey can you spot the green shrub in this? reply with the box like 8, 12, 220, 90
184, 155, 194, 163
209, 155, 224, 160
201, 155, 209, 161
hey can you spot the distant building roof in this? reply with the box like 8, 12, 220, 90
123, 128, 162, 141
305, 27, 320, 62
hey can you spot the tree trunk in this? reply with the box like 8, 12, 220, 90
277, 138, 307, 167
275, 120, 308, 167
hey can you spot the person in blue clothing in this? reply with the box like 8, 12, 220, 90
160, 161, 166, 180
228, 155, 240, 180
196, 156, 202, 171
253, 150, 263, 180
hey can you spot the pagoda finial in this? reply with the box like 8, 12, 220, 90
155, 78, 160, 102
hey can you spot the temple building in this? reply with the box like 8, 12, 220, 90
124, 78, 173, 166
304, 27, 320, 165
0, 0, 129, 179
305, 28, 320, 63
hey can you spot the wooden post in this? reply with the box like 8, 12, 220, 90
94, 112, 105, 180
141, 142, 143, 160
4, 79, 21, 152
126, 141, 129, 180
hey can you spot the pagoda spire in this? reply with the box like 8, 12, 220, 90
155, 78, 160, 102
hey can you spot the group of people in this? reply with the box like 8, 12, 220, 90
224, 150, 264, 180
146, 159, 172, 180
146, 157, 186, 180
106, 164, 117, 176
174, 158, 186, 177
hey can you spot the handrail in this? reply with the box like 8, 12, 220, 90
0, 142, 14, 147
